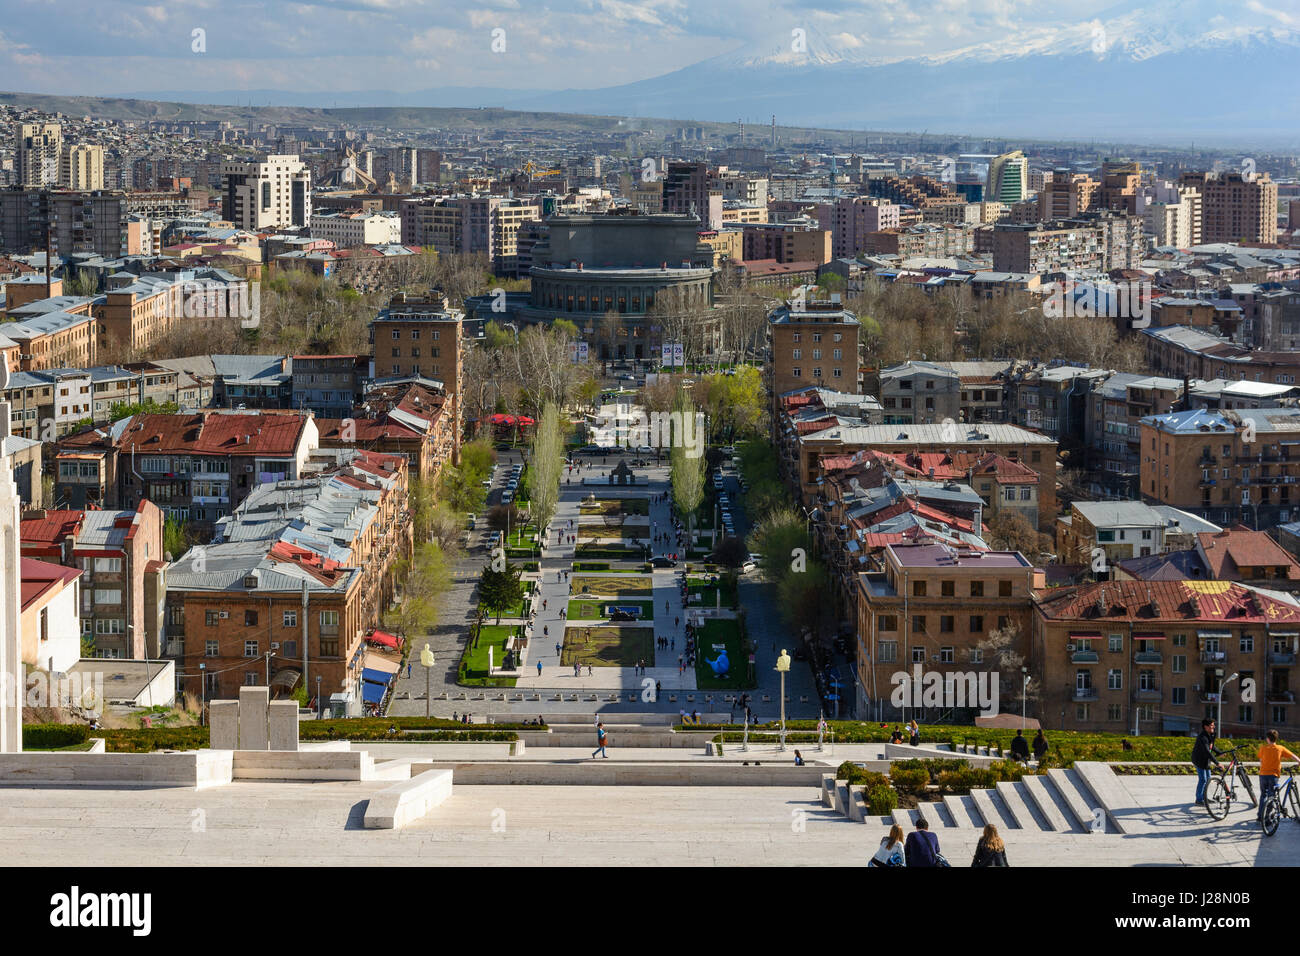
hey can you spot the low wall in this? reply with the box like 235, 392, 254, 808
884, 743, 1003, 767
412, 761, 825, 787
0, 750, 232, 790
231, 749, 373, 781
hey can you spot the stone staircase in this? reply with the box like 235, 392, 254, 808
822, 762, 1124, 836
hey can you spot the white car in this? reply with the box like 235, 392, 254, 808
741, 560, 757, 574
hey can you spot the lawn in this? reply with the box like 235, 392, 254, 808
687, 574, 738, 609
478, 597, 528, 620
580, 497, 649, 516
561, 626, 655, 667
575, 543, 649, 559
459, 624, 521, 687
567, 598, 655, 621
694, 618, 751, 690
570, 575, 653, 597
578, 525, 644, 540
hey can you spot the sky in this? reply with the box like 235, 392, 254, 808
0, 0, 1295, 97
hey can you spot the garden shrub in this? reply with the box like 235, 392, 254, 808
23, 723, 91, 749
889, 766, 930, 794
866, 785, 899, 816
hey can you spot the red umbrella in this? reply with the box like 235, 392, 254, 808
517, 416, 537, 426
490, 413, 517, 425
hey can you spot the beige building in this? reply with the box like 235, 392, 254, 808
1180, 171, 1278, 245
61, 144, 105, 191
15, 123, 60, 187
221, 154, 311, 230
768, 297, 861, 404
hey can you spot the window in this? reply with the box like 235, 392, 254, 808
244, 640, 259, 658
320, 610, 340, 633
205, 610, 219, 626
940, 615, 954, 633
94, 589, 122, 605
1240, 636, 1254, 653
93, 557, 122, 573
941, 580, 954, 597
284, 640, 298, 657
970, 648, 983, 664
912, 581, 927, 597
1107, 704, 1122, 721
998, 580, 1013, 597
205, 640, 219, 657
1108, 634, 1123, 653
878, 641, 897, 663
791, 367, 801, 378
911, 646, 926, 663
1173, 634, 1186, 647
283, 610, 297, 628
876, 614, 897, 631
812, 368, 822, 379
392, 347, 400, 357
940, 646, 955, 663
912, 615, 926, 633
1240, 704, 1254, 724
969, 615, 984, 633
1172, 687, 1186, 705
970, 580, 984, 597
812, 349, 821, 360
1272, 705, 1288, 725
1077, 704, 1091, 722
391, 330, 400, 340
244, 673, 259, 686
1172, 655, 1186, 674
1108, 669, 1123, 691
94, 618, 124, 636
792, 349, 801, 360
245, 610, 258, 627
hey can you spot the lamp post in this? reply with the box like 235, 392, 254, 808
198, 662, 205, 725
316, 675, 323, 720
776, 648, 791, 752
265, 650, 272, 690
420, 643, 435, 718
1021, 666, 1029, 732
1217, 671, 1239, 732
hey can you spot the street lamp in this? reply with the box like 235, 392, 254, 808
1021, 666, 1029, 732
420, 643, 435, 718
198, 662, 206, 725
776, 648, 791, 752
316, 675, 323, 720
1217, 671, 1239, 732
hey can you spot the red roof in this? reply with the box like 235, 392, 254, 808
20, 557, 81, 612
1036, 580, 1300, 625
316, 417, 421, 442
19, 510, 83, 550
117, 412, 308, 457
1196, 528, 1300, 581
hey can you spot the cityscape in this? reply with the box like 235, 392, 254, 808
1, 0, 1299, 908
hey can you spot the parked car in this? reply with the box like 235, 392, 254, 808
650, 556, 677, 568
501, 491, 514, 504
741, 560, 757, 574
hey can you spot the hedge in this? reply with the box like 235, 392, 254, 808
23, 723, 92, 749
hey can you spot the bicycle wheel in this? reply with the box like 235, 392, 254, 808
1204, 776, 1229, 820
1287, 783, 1300, 823
1237, 768, 1257, 808
1262, 797, 1281, 836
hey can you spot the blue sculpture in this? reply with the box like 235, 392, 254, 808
708, 649, 730, 676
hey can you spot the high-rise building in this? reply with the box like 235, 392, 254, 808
221, 154, 311, 230
61, 144, 105, 191
1139, 181, 1201, 248
816, 196, 900, 259
767, 297, 861, 403
1038, 172, 1098, 220
1179, 170, 1278, 245
15, 123, 61, 187
1098, 161, 1143, 214
662, 162, 721, 229
988, 150, 1027, 204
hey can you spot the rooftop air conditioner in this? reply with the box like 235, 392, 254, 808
219, 611, 229, 619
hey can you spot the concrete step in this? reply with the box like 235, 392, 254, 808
946, 794, 981, 828
1048, 768, 1101, 832
970, 786, 1018, 829
997, 781, 1049, 832
890, 808, 914, 832
1072, 762, 1131, 834
1019, 775, 1081, 832
1019, 772, 1079, 833
917, 801, 950, 828
931, 799, 959, 829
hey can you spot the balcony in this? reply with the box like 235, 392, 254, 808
1135, 685, 1162, 702
1135, 651, 1163, 665
1268, 651, 1297, 666
1199, 650, 1227, 663
165, 641, 184, 657
1267, 690, 1296, 704
1198, 477, 1217, 487
1201, 691, 1221, 704
1073, 687, 1099, 702
1070, 650, 1099, 663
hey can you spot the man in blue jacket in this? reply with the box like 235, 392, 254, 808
904, 818, 941, 867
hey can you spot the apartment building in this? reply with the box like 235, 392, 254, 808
18, 500, 165, 659
815, 196, 900, 259
661, 162, 722, 230
1142, 325, 1300, 385
1038, 173, 1098, 220
61, 144, 105, 191
1084, 372, 1185, 491
988, 151, 1027, 204
1180, 171, 1278, 245
0, 189, 130, 258
855, 543, 1042, 720
1034, 580, 1300, 736
399, 195, 539, 274
767, 298, 861, 405
1140, 407, 1300, 528
309, 210, 402, 248
739, 221, 831, 265
991, 213, 1146, 274
290, 354, 366, 419
1055, 500, 1219, 569
15, 123, 61, 187
369, 292, 463, 459
221, 155, 311, 230
879, 361, 961, 425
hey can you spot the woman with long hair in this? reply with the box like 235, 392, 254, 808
971, 823, 1009, 867
870, 824, 907, 867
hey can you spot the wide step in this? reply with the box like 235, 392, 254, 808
1019, 773, 1076, 833
996, 781, 1048, 831
943, 795, 975, 828
1048, 768, 1101, 831
970, 787, 1018, 829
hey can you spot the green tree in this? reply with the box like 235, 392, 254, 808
669, 389, 706, 547
384, 542, 451, 645
479, 562, 525, 624
163, 517, 190, 560
529, 401, 564, 536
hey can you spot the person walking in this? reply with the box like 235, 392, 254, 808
971, 824, 1009, 867
1010, 730, 1031, 763
592, 721, 608, 758
1257, 729, 1300, 823
536, 661, 543, 677
904, 818, 943, 867
555, 642, 561, 657
1032, 729, 1048, 763
908, 719, 921, 747
870, 824, 906, 867
1192, 717, 1223, 807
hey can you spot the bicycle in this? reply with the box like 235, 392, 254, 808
1205, 745, 1257, 820
1260, 767, 1300, 836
